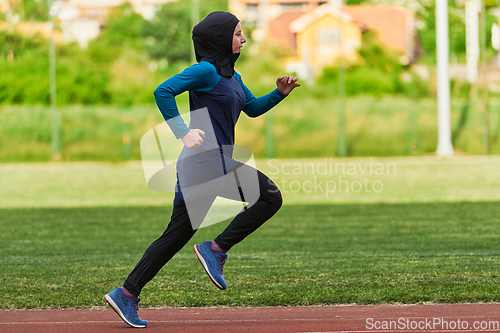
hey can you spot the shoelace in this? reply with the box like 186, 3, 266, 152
217, 254, 226, 274
130, 298, 140, 318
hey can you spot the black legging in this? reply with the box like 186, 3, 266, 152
123, 167, 282, 297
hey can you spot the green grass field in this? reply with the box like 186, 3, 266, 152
1, 156, 499, 309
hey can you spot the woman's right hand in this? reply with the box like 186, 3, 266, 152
181, 129, 205, 149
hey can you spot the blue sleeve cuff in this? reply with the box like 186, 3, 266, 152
166, 116, 190, 139
273, 88, 287, 99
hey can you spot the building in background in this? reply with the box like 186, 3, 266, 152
56, 0, 175, 21
242, 0, 421, 80
0, 0, 8, 14
229, 0, 338, 24
0, 0, 176, 48
229, 0, 338, 40
269, 5, 361, 79
342, 5, 421, 66
52, 0, 176, 48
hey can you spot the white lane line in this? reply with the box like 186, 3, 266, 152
0, 318, 335, 325
294, 331, 500, 333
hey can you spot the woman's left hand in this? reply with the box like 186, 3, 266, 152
276, 75, 301, 96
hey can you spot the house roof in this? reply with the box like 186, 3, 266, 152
341, 5, 414, 52
267, 4, 414, 53
289, 4, 352, 32
268, 11, 305, 50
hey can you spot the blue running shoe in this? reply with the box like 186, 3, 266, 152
194, 241, 228, 290
105, 287, 147, 328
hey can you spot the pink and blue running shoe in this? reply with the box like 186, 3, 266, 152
194, 241, 228, 290
105, 287, 147, 328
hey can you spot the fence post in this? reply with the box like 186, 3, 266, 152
122, 113, 132, 161
265, 111, 275, 158
48, 0, 60, 161
407, 102, 418, 155
337, 58, 347, 157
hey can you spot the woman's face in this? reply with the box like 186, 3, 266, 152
232, 22, 246, 53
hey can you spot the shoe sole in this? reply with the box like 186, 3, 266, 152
193, 244, 227, 290
105, 294, 147, 328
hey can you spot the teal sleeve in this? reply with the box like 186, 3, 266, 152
234, 72, 287, 118
154, 61, 220, 139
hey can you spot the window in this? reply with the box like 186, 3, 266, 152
246, 3, 258, 23
281, 3, 307, 12
317, 28, 341, 44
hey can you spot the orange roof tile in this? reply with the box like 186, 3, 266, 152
267, 11, 306, 50
341, 5, 413, 52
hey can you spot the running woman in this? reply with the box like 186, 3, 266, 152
105, 11, 300, 328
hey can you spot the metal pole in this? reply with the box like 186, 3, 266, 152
436, 0, 454, 156
48, 0, 60, 160
465, 0, 480, 83
337, 58, 346, 157
191, 0, 199, 64
337, 26, 347, 157
480, 0, 489, 153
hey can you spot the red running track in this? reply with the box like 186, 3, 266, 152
1, 303, 500, 333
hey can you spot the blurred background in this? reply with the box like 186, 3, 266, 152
0, 0, 499, 161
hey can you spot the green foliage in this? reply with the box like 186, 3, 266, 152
0, 29, 47, 59
0, 34, 111, 105
319, 30, 409, 96
412, 1, 496, 58
0, 53, 49, 104
142, 0, 230, 64
199, 0, 229, 18
0, 31, 50, 104
56, 52, 111, 104
98, 2, 146, 50
486, 0, 500, 7
142, 1, 192, 63
23, 0, 49, 21
347, 67, 397, 95
372, 0, 496, 59
86, 2, 147, 64
357, 30, 401, 71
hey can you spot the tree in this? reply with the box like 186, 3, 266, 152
142, 0, 230, 64
142, 1, 192, 64
23, 0, 48, 21
99, 2, 147, 50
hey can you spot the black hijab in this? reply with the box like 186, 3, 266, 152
192, 11, 240, 78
